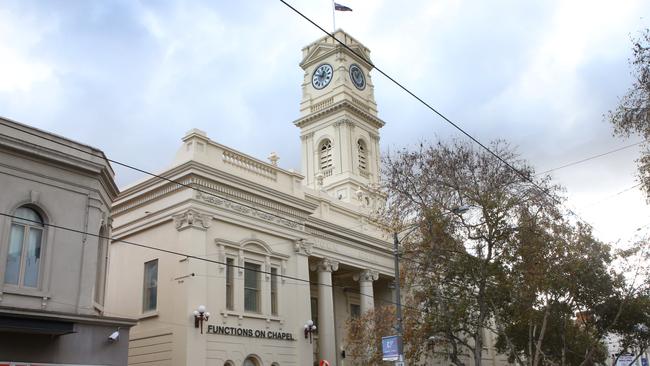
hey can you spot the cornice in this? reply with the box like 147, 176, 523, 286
0, 137, 118, 202
305, 216, 390, 251
113, 162, 318, 220
293, 99, 385, 130
0, 120, 118, 199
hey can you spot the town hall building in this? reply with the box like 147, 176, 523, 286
104, 30, 396, 366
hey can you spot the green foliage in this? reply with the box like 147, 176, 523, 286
382, 139, 650, 366
608, 29, 650, 200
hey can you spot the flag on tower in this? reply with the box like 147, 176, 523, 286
334, 3, 353, 11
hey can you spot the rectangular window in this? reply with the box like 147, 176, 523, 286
310, 297, 319, 333
226, 258, 234, 310
350, 303, 361, 318
143, 259, 158, 312
244, 262, 260, 312
271, 267, 278, 316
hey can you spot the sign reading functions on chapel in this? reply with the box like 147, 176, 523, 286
207, 325, 295, 341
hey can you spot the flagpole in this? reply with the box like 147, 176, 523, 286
332, 0, 336, 31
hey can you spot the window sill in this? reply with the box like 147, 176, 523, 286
140, 310, 159, 320
1, 286, 51, 300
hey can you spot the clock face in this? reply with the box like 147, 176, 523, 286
312, 63, 333, 90
349, 64, 366, 90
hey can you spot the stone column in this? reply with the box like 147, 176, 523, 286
354, 269, 378, 314
311, 258, 339, 365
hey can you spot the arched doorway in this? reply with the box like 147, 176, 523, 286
243, 356, 261, 366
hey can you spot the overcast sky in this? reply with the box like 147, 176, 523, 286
1, 0, 649, 244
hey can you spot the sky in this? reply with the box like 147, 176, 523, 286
1, 0, 649, 245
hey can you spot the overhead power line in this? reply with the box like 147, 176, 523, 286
536, 140, 645, 176
277, 0, 593, 227
0, 211, 417, 314
0, 120, 468, 259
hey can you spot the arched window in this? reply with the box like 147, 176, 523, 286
224, 361, 235, 366
5, 206, 45, 288
319, 139, 333, 171
243, 356, 260, 366
357, 139, 368, 172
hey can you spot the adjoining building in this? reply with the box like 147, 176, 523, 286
0, 117, 136, 365
104, 30, 395, 366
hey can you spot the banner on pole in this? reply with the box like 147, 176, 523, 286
382, 335, 400, 361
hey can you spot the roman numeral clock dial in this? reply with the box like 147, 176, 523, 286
312, 63, 333, 89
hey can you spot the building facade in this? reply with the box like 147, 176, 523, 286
104, 30, 394, 366
0, 117, 136, 365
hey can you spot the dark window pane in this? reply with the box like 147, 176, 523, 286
271, 268, 278, 315
310, 297, 318, 332
23, 228, 42, 287
244, 262, 260, 312
143, 260, 158, 312
5, 224, 24, 285
350, 304, 361, 318
226, 258, 234, 310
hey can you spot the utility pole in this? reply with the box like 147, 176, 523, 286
393, 232, 405, 365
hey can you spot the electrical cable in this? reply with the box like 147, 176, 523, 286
535, 140, 646, 176
277, 0, 597, 229
1, 119, 641, 271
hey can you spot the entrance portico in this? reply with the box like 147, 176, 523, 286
308, 256, 393, 366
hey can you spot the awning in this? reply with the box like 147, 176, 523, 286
0, 315, 74, 335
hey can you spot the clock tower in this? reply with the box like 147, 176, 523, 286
294, 30, 385, 205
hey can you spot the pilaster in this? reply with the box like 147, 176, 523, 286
294, 240, 315, 366
174, 209, 210, 366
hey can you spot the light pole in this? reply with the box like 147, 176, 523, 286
304, 319, 317, 344
193, 305, 210, 334
392, 206, 469, 365
393, 231, 405, 365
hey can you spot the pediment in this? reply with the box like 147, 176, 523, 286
301, 43, 337, 67
301, 42, 372, 69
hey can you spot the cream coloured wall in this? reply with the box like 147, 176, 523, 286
105, 126, 395, 366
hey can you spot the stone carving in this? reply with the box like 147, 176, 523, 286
268, 152, 279, 166
353, 269, 379, 282
310, 258, 339, 273
334, 118, 354, 128
173, 209, 211, 231
315, 172, 324, 188
195, 191, 303, 231
294, 239, 313, 256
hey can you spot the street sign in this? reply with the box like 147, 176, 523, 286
382, 335, 400, 361
641, 358, 648, 366
617, 354, 635, 366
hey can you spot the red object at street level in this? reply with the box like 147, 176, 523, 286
319, 361, 330, 366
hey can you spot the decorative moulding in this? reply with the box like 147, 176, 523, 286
294, 239, 313, 256
173, 209, 211, 231
353, 269, 379, 282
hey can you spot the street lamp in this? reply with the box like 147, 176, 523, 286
193, 305, 210, 334
392, 206, 468, 365
304, 320, 317, 344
